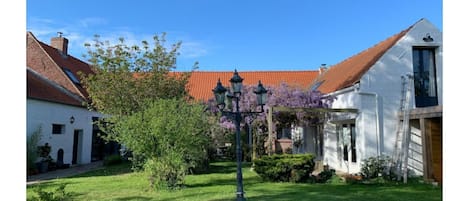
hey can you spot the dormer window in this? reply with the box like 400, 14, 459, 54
311, 80, 324, 91
63, 68, 81, 85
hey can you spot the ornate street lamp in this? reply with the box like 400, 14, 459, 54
212, 70, 268, 201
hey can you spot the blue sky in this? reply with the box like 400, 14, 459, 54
27, 0, 442, 72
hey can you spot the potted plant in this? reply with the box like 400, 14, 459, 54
36, 143, 52, 173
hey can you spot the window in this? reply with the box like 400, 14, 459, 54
350, 124, 357, 162
277, 126, 292, 139
338, 123, 356, 163
413, 47, 438, 107
311, 80, 324, 91
63, 68, 81, 85
52, 124, 65, 134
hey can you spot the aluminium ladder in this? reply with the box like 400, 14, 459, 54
391, 74, 413, 183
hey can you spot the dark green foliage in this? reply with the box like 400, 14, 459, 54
103, 154, 123, 166
315, 168, 336, 183
27, 126, 42, 175
29, 184, 71, 201
114, 99, 211, 189
145, 153, 186, 190
253, 154, 315, 183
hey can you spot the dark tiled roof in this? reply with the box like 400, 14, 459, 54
27, 68, 84, 107
27, 32, 94, 99
185, 71, 319, 101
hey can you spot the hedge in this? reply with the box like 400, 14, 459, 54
253, 154, 315, 183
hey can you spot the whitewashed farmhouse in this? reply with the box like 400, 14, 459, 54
308, 18, 442, 183
27, 32, 117, 168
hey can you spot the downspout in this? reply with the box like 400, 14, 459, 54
357, 85, 381, 158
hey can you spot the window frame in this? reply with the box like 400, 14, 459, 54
337, 122, 357, 163
412, 47, 438, 107
63, 67, 81, 85
52, 124, 65, 135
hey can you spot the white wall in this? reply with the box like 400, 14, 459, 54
323, 19, 442, 174
27, 99, 102, 165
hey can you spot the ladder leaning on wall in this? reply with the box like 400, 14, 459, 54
391, 74, 413, 183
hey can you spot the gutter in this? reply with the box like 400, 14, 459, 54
323, 84, 359, 97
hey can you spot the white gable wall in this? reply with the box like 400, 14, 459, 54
323, 19, 442, 174
27, 98, 102, 165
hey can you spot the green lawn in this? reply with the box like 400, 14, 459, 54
27, 161, 442, 201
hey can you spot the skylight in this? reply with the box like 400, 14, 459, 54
63, 68, 80, 85
311, 80, 324, 91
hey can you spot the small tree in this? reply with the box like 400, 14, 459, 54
80, 33, 196, 131
114, 98, 211, 189
80, 33, 211, 189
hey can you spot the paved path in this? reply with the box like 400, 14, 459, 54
27, 161, 104, 185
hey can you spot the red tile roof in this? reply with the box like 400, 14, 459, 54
27, 32, 94, 100
313, 23, 414, 94
185, 71, 319, 101
27, 68, 84, 107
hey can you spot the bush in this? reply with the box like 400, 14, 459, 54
27, 126, 42, 175
30, 184, 71, 201
104, 154, 123, 166
145, 151, 187, 190
360, 156, 398, 182
307, 168, 339, 184
253, 154, 315, 183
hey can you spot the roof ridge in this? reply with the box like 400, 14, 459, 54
312, 21, 415, 93
28, 32, 88, 99
330, 27, 411, 71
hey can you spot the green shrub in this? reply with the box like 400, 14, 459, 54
316, 168, 336, 183
27, 125, 42, 175
327, 174, 344, 184
360, 156, 392, 180
30, 184, 71, 201
104, 154, 123, 166
145, 151, 187, 190
253, 154, 315, 183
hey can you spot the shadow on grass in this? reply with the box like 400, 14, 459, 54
186, 176, 260, 188
27, 180, 76, 189
112, 196, 153, 201
196, 161, 253, 175
68, 161, 133, 178
242, 183, 442, 201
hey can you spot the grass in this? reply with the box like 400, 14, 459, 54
27, 161, 442, 201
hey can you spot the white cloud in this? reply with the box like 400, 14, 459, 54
78, 17, 108, 28
179, 41, 208, 58
27, 17, 209, 60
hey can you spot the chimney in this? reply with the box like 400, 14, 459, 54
319, 64, 328, 74
51, 32, 68, 55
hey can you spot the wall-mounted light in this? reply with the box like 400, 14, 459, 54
423, 33, 434, 42
70, 116, 75, 124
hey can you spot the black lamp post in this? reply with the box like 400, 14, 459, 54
212, 70, 267, 201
